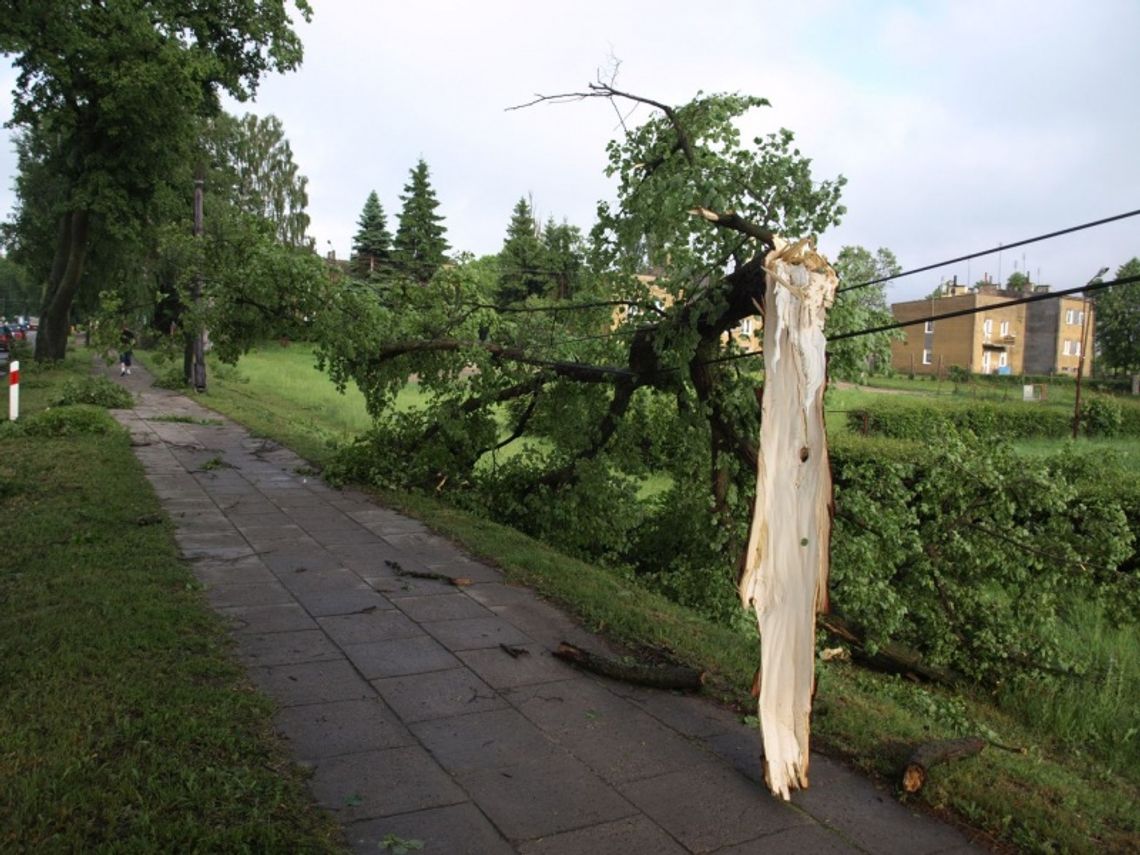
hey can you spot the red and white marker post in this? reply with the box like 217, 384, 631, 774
9, 360, 19, 421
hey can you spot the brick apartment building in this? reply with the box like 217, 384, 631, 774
890, 283, 1093, 377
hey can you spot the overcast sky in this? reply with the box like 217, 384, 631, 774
1, 0, 1137, 303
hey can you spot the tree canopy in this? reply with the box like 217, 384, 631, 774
0, 0, 312, 360
317, 84, 846, 618
827, 246, 900, 381
497, 197, 547, 304
1095, 257, 1140, 375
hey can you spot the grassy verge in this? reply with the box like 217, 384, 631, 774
188, 346, 1139, 853
0, 352, 344, 852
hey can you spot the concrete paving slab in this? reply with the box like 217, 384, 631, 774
204, 580, 295, 609
516, 814, 689, 855
234, 629, 343, 667
190, 555, 277, 586
345, 803, 514, 855
793, 755, 976, 855
714, 822, 862, 854
318, 610, 422, 646
342, 635, 462, 680
609, 683, 744, 740
420, 616, 533, 652
221, 602, 318, 634
454, 754, 637, 841
456, 645, 574, 690
372, 667, 507, 723
275, 698, 415, 761
507, 676, 705, 784
308, 746, 468, 823
292, 585, 393, 617
247, 658, 375, 707
393, 593, 496, 623
617, 760, 810, 852
410, 707, 562, 771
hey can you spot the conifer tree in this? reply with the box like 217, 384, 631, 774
497, 197, 547, 304
393, 159, 449, 283
541, 216, 584, 300
351, 190, 392, 276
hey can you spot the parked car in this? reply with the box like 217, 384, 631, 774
0, 325, 13, 349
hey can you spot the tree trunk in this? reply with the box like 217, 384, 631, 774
739, 238, 837, 800
34, 210, 91, 362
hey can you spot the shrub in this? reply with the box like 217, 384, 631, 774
1080, 396, 1123, 437
54, 376, 134, 409
21, 405, 122, 437
848, 397, 1138, 440
829, 435, 1137, 683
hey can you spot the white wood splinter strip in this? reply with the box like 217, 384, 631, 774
739, 236, 837, 800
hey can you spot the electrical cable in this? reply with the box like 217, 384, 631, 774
838, 208, 1140, 294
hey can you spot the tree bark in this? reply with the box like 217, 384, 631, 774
35, 210, 90, 362
739, 238, 837, 800
901, 737, 985, 793
552, 641, 706, 691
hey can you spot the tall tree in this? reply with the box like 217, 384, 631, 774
393, 159, 449, 283
0, 0, 311, 361
351, 191, 392, 277
541, 217, 585, 300
1094, 257, 1140, 375
497, 197, 547, 304
827, 246, 900, 381
205, 113, 312, 248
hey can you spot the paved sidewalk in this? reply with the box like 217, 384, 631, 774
107, 364, 982, 854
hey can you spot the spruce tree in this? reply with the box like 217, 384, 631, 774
393, 159, 449, 283
351, 190, 392, 276
497, 197, 548, 304
541, 216, 584, 300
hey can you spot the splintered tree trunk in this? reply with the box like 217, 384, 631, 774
739, 237, 837, 800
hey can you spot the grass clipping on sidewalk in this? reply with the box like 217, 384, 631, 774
0, 359, 342, 852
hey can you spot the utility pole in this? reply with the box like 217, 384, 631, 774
189, 176, 207, 391
1072, 267, 1108, 438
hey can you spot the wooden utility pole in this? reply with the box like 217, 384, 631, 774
189, 176, 208, 391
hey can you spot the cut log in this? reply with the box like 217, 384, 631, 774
901, 737, 986, 793
552, 641, 706, 691
739, 237, 838, 800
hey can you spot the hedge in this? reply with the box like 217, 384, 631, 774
847, 396, 1140, 440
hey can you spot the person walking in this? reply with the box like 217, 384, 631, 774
119, 326, 135, 376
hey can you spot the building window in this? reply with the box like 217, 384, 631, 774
922, 349, 933, 365
1062, 339, 1072, 356
1074, 341, 1081, 356
924, 320, 934, 333
982, 351, 991, 372
1000, 320, 1010, 336
1066, 309, 1084, 325
983, 319, 993, 340
999, 352, 1008, 368
739, 318, 754, 336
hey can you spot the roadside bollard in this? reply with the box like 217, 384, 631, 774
9, 360, 18, 421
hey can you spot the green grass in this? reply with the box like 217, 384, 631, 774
190, 344, 1140, 854
0, 352, 344, 853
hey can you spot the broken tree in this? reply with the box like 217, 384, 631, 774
740, 237, 838, 800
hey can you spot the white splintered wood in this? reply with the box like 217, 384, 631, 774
739, 237, 837, 800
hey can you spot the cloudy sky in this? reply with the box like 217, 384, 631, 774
1, 0, 1137, 303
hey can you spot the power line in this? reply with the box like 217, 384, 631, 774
838, 208, 1140, 294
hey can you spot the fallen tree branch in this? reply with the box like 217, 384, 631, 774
552, 641, 706, 691
818, 613, 966, 687
384, 559, 472, 587
901, 737, 986, 793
